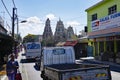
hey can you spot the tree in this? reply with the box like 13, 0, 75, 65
14, 34, 22, 42
71, 34, 78, 40
23, 34, 36, 43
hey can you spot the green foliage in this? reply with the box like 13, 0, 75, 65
23, 34, 36, 43
71, 34, 78, 40
14, 34, 22, 42
42, 38, 55, 47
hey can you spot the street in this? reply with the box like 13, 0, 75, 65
17, 50, 120, 80
18, 50, 42, 80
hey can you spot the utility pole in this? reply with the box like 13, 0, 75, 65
17, 17, 19, 41
12, 8, 15, 38
12, 7, 17, 54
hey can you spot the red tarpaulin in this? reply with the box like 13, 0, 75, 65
64, 41, 78, 46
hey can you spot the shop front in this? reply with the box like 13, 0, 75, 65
89, 33, 120, 63
0, 33, 14, 64
87, 12, 120, 63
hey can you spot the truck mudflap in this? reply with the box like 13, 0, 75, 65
62, 68, 111, 80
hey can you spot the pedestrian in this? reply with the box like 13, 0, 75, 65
6, 54, 19, 80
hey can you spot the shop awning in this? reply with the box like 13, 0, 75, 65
64, 41, 78, 46
56, 42, 66, 46
0, 32, 13, 40
88, 32, 120, 38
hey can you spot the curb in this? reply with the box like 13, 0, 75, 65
0, 75, 7, 80
83, 59, 120, 68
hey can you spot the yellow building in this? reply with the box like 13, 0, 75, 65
85, 0, 120, 62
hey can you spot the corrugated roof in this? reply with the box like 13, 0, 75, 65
64, 41, 78, 46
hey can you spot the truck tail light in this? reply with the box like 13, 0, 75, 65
69, 76, 82, 80
96, 73, 107, 77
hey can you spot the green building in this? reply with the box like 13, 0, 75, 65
85, 0, 120, 62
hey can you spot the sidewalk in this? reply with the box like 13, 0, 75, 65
0, 64, 7, 80
0, 50, 24, 80
80, 57, 120, 67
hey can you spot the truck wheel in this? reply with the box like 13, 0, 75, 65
43, 76, 48, 80
41, 71, 45, 78
46, 77, 48, 80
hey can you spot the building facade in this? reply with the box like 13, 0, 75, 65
85, 0, 120, 61
0, 16, 13, 64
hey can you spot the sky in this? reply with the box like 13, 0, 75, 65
0, 0, 102, 38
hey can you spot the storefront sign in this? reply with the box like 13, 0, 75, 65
91, 12, 120, 31
115, 36, 120, 40
106, 36, 114, 41
96, 37, 106, 41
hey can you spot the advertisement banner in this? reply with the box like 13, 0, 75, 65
91, 12, 120, 31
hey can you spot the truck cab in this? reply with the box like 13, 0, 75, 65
25, 42, 41, 60
40, 46, 75, 71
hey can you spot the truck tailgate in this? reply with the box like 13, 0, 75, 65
45, 64, 111, 80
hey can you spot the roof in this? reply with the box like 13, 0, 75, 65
64, 41, 78, 46
56, 42, 66, 47
78, 36, 89, 43
0, 32, 13, 40
85, 0, 108, 12
88, 27, 120, 38
88, 32, 120, 38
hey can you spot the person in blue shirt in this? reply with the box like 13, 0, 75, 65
6, 54, 19, 80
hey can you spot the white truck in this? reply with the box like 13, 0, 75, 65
25, 42, 41, 60
40, 46, 111, 80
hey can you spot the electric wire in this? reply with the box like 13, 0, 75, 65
1, 0, 12, 18
12, 0, 16, 8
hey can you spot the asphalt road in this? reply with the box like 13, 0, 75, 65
18, 50, 43, 80
18, 50, 120, 80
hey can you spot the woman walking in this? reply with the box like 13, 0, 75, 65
6, 54, 19, 80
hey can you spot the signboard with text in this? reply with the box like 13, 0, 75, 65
91, 12, 120, 31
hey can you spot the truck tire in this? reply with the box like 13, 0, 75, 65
43, 76, 48, 80
46, 76, 48, 80
41, 71, 45, 78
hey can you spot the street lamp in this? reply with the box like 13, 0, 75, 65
20, 20, 27, 23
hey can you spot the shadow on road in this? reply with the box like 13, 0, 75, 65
20, 59, 36, 63
21, 53, 26, 56
33, 65, 40, 71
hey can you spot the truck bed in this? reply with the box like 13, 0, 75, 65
46, 63, 109, 72
44, 64, 111, 80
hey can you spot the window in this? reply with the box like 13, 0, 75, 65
108, 5, 117, 15
92, 13, 97, 21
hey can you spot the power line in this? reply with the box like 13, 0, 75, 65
12, 0, 16, 8
1, 0, 12, 18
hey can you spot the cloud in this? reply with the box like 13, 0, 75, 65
19, 16, 83, 38
27, 16, 42, 24
19, 16, 44, 38
66, 21, 80, 27
46, 13, 57, 20
66, 21, 85, 35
